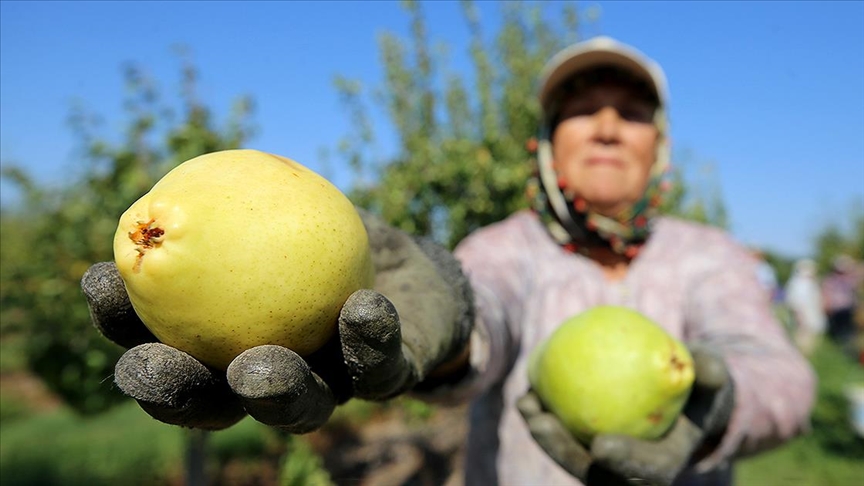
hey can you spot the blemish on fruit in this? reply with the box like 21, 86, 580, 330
669, 347, 687, 372
129, 219, 164, 247
129, 219, 165, 273
647, 410, 663, 424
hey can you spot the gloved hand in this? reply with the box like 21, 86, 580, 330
81, 209, 474, 433
517, 346, 734, 486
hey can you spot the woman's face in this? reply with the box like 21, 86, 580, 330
551, 82, 660, 218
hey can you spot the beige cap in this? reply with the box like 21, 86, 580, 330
538, 36, 669, 113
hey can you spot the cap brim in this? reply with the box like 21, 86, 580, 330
538, 37, 668, 112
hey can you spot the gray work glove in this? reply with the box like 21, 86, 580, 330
517, 346, 734, 486
81, 209, 473, 433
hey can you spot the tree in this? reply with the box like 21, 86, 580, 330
337, 0, 580, 248
0, 52, 256, 414
337, 0, 727, 249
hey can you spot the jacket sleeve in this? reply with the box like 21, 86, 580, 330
417, 217, 533, 403
683, 233, 816, 470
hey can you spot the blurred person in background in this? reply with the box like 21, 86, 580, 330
81, 37, 816, 486
785, 259, 826, 355
822, 254, 864, 354
752, 248, 781, 303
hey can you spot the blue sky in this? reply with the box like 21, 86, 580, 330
1, 1, 863, 258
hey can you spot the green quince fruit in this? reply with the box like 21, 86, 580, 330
528, 306, 694, 443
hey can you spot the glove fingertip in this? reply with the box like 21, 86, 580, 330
690, 347, 729, 389
227, 345, 336, 434
82, 261, 157, 349
226, 345, 309, 398
340, 289, 401, 339
81, 262, 128, 311
81, 261, 116, 293
339, 289, 414, 400
516, 391, 543, 418
115, 343, 208, 403
115, 343, 245, 430
590, 434, 633, 464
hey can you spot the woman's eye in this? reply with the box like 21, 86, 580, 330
562, 105, 598, 119
619, 109, 653, 123
560, 103, 654, 123
618, 103, 655, 123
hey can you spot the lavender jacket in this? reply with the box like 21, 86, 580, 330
443, 210, 815, 486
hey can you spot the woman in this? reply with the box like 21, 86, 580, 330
445, 36, 816, 485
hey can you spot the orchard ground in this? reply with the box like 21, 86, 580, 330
1, 334, 863, 486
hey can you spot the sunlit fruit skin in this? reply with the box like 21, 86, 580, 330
113, 149, 375, 370
528, 306, 694, 443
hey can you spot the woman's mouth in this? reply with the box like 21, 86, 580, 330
586, 157, 625, 168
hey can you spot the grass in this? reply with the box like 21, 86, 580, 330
0, 399, 327, 486
734, 436, 863, 486
0, 390, 32, 423
0, 402, 185, 486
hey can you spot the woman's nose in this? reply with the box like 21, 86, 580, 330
592, 106, 622, 143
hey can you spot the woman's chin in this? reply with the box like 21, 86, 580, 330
584, 198, 634, 218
